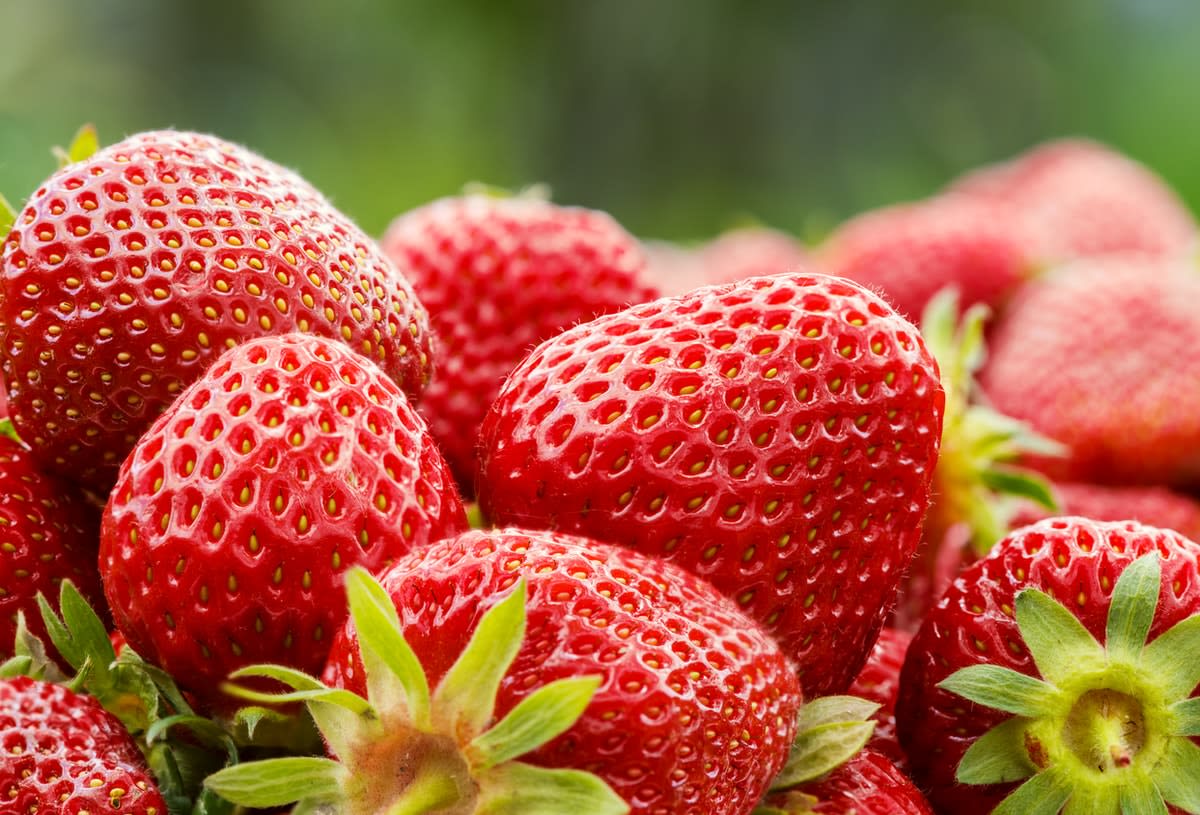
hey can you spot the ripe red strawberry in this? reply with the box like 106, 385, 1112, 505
478, 273, 945, 696
897, 518, 1200, 813
99, 333, 466, 713
820, 198, 1030, 321
760, 749, 933, 815
847, 627, 911, 769
1011, 482, 1200, 541
980, 259, 1200, 487
947, 138, 1196, 265
701, 227, 812, 285
208, 528, 802, 815
0, 435, 104, 663
1, 675, 167, 814
381, 194, 656, 494
0, 130, 434, 493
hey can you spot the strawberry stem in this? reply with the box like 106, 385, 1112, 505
385, 765, 463, 815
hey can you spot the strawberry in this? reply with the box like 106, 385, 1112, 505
478, 273, 945, 696
0, 675, 168, 814
897, 517, 1200, 813
0, 130, 434, 493
0, 435, 104, 665
205, 528, 802, 815
99, 333, 466, 713
947, 138, 1197, 264
847, 627, 911, 769
380, 194, 656, 494
820, 198, 1030, 322
1011, 482, 1200, 542
701, 227, 812, 286
980, 259, 1200, 487
642, 239, 705, 296
760, 749, 933, 815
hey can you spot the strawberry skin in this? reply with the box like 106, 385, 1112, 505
0, 130, 433, 493
896, 518, 1200, 812
820, 199, 1029, 321
100, 333, 466, 712
1, 675, 167, 814
478, 273, 945, 696
948, 138, 1196, 265
762, 749, 933, 815
0, 436, 104, 662
980, 259, 1200, 487
324, 527, 801, 815
381, 194, 656, 494
847, 627, 911, 770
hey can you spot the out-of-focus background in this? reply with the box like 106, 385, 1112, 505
2, 0, 1198, 240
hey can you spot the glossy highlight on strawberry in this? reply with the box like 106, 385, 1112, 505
479, 273, 945, 695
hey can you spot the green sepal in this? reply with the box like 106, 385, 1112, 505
147, 714, 239, 765
468, 675, 602, 770
345, 566, 432, 729
204, 756, 347, 809
0, 193, 15, 238
0, 418, 20, 444
476, 761, 629, 815
1169, 696, 1200, 736
955, 717, 1036, 785
1141, 613, 1200, 699
434, 578, 527, 740
9, 610, 66, 682
937, 664, 1059, 717
52, 123, 99, 167
1156, 737, 1200, 812
1106, 554, 1161, 662
993, 769, 1072, 815
221, 664, 372, 713
770, 696, 881, 790
1119, 782, 1170, 815
980, 467, 1059, 510
0, 655, 31, 677
466, 502, 487, 529
230, 705, 291, 742
1014, 587, 1105, 685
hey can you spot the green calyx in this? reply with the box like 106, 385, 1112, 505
939, 553, 1200, 815
1, 580, 240, 815
920, 288, 1062, 555
750, 696, 879, 814
204, 567, 628, 815
51, 123, 100, 168
0, 192, 15, 238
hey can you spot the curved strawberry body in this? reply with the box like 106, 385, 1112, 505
100, 333, 465, 712
0, 130, 433, 492
821, 199, 1029, 321
0, 436, 103, 662
324, 527, 801, 815
381, 195, 655, 494
1, 675, 167, 814
847, 627, 911, 769
981, 260, 1200, 487
763, 749, 933, 815
478, 274, 944, 695
897, 518, 1200, 812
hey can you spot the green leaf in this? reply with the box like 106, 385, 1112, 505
53, 123, 99, 168
992, 769, 1073, 815
104, 661, 160, 733
204, 756, 347, 808
466, 502, 487, 529
138, 662, 196, 716
10, 612, 65, 683
0, 419, 19, 444
220, 681, 371, 712
794, 695, 880, 731
938, 664, 1059, 717
956, 717, 1037, 785
344, 566, 431, 729
469, 676, 601, 770
1155, 737, 1200, 812
230, 705, 290, 741
0, 655, 31, 677
36, 591, 81, 668
1014, 587, 1105, 685
770, 720, 876, 789
1170, 696, 1200, 736
59, 580, 116, 670
146, 714, 239, 764
308, 697, 381, 765
476, 761, 628, 815
434, 579, 527, 740
1106, 554, 1161, 662
227, 663, 326, 691
1141, 614, 1200, 699
0, 193, 15, 237
981, 467, 1059, 510
1119, 781, 1169, 815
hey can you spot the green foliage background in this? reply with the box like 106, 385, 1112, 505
2, 0, 1198, 242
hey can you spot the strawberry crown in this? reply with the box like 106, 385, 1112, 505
0, 124, 99, 240
940, 552, 1200, 814
1, 580, 239, 815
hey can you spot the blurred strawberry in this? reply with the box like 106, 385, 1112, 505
701, 226, 812, 285
948, 138, 1196, 265
820, 198, 1030, 321
1011, 481, 1200, 541
847, 627, 912, 769
381, 194, 656, 495
762, 749, 933, 815
642, 238, 705, 296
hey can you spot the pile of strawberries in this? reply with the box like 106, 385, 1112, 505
2, 127, 1200, 815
